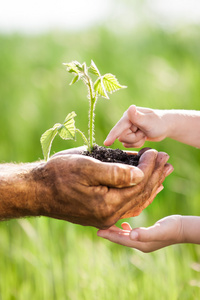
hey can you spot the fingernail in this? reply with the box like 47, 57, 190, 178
165, 165, 174, 176
104, 138, 110, 146
156, 185, 164, 194
130, 230, 139, 240
131, 168, 144, 185
163, 153, 170, 163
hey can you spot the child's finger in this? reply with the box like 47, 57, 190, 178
118, 130, 145, 144
97, 228, 135, 247
106, 225, 124, 232
130, 124, 138, 133
130, 224, 162, 242
122, 137, 146, 148
127, 105, 146, 128
121, 222, 132, 230
104, 116, 130, 146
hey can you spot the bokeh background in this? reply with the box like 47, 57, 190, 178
0, 0, 200, 299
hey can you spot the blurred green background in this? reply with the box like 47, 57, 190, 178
1, 1, 200, 299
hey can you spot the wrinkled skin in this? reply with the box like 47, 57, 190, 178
32, 147, 173, 229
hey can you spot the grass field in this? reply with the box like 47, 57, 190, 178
0, 21, 200, 299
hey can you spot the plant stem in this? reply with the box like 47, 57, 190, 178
89, 96, 97, 150
75, 129, 90, 150
86, 75, 97, 151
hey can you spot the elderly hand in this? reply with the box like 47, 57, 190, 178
31, 147, 173, 228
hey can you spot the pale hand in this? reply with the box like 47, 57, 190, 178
104, 105, 169, 148
97, 215, 184, 252
104, 106, 200, 148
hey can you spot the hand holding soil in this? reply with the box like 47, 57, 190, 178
0, 147, 172, 228
32, 147, 173, 229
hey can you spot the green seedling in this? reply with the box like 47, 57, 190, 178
40, 60, 126, 160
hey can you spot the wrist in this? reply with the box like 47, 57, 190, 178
160, 110, 176, 139
30, 161, 55, 217
161, 110, 200, 147
180, 216, 200, 244
0, 162, 43, 220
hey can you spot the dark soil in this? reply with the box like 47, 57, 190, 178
83, 145, 140, 166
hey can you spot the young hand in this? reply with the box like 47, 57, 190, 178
97, 215, 184, 252
105, 106, 200, 148
104, 105, 169, 148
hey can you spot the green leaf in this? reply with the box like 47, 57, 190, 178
63, 63, 78, 74
74, 61, 84, 72
88, 60, 101, 77
69, 74, 79, 85
94, 73, 127, 99
94, 78, 109, 99
102, 73, 127, 94
58, 111, 76, 140
40, 123, 61, 161
63, 61, 83, 74
82, 62, 87, 74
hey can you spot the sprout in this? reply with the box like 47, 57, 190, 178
41, 60, 126, 160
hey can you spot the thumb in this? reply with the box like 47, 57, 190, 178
93, 160, 144, 188
127, 105, 147, 130
130, 223, 162, 242
104, 116, 131, 146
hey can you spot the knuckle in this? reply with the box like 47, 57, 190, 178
111, 165, 120, 186
128, 105, 135, 113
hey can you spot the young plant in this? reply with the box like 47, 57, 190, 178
40, 60, 126, 160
